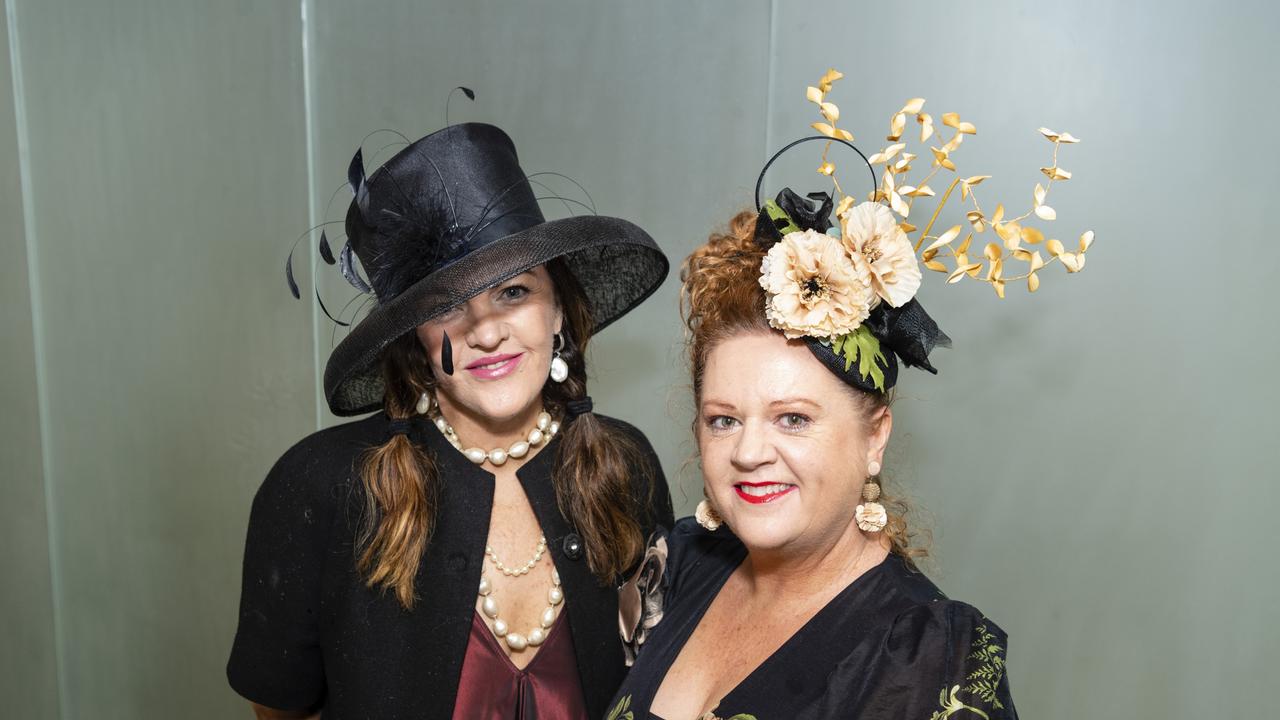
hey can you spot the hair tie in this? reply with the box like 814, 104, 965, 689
565, 397, 594, 418
387, 418, 413, 437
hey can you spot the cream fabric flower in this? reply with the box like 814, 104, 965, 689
840, 201, 922, 308
855, 502, 888, 532
759, 229, 874, 339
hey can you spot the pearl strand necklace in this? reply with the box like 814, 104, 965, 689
478, 538, 565, 651
430, 408, 561, 466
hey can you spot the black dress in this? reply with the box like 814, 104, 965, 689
226, 412, 672, 719
608, 518, 1018, 720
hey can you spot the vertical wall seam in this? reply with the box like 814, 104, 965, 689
5, 0, 66, 716
301, 0, 322, 431
764, 0, 777, 162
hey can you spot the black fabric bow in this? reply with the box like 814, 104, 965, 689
864, 299, 952, 374
753, 188, 834, 247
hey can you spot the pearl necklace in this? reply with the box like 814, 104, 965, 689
478, 537, 565, 651
430, 408, 561, 466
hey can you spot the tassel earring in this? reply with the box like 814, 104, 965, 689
549, 332, 568, 383
855, 460, 887, 533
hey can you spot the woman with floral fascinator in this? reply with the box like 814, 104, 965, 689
226, 112, 673, 719
610, 70, 1094, 720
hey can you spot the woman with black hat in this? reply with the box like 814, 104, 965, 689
227, 121, 672, 719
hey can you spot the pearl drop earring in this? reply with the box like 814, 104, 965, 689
416, 392, 432, 415
549, 332, 569, 383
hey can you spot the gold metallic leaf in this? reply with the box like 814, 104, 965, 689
1079, 230, 1095, 253
818, 161, 835, 176
957, 233, 973, 254
890, 190, 909, 217
961, 183, 970, 201
942, 133, 964, 153
899, 222, 917, 233
983, 242, 1002, 260
820, 102, 840, 123
1060, 252, 1081, 272
940, 158, 956, 171
1033, 183, 1046, 207
1020, 226, 1045, 245
818, 68, 843, 93
967, 261, 982, 278
994, 221, 1021, 243
925, 259, 948, 273
1013, 248, 1033, 261
918, 113, 934, 142
1041, 166, 1072, 180
1038, 127, 1059, 141
957, 121, 977, 135
836, 128, 854, 142
942, 112, 961, 128
965, 175, 991, 186
966, 210, 985, 233
906, 186, 935, 197
1034, 204, 1057, 220
992, 204, 1006, 225
882, 169, 896, 192
888, 112, 906, 142
1030, 250, 1045, 271
1004, 231, 1022, 251
948, 264, 982, 283
902, 98, 926, 114
899, 185, 916, 195
922, 247, 938, 261
993, 279, 1006, 298
812, 122, 837, 138
1027, 272, 1040, 292
806, 86, 824, 104
836, 195, 855, 218
1076, 254, 1087, 271
956, 251, 970, 267
927, 225, 962, 251
893, 158, 912, 173
1057, 131, 1080, 143
1046, 238, 1065, 256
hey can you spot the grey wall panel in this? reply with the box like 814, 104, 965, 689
305, 0, 773, 511
0, 2, 60, 716
9, 1, 313, 716
769, 0, 1278, 717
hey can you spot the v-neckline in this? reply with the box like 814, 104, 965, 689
651, 539, 894, 719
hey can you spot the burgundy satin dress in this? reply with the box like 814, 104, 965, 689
451, 610, 588, 719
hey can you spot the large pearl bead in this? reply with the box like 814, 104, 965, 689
552, 568, 560, 586
464, 447, 487, 464
434, 417, 448, 432
528, 428, 544, 445
488, 448, 508, 465
508, 441, 530, 459
478, 576, 491, 596
537, 412, 551, 431
548, 421, 560, 436
541, 606, 557, 629
548, 586, 563, 606
493, 618, 508, 637
481, 596, 499, 619
505, 633, 528, 651
528, 628, 546, 647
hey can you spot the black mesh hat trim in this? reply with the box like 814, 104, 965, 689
323, 213, 667, 416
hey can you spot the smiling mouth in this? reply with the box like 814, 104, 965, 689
464, 353, 523, 378
733, 483, 797, 504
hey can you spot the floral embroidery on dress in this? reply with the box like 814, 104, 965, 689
928, 620, 1007, 719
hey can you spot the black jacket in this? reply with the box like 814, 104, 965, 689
227, 411, 672, 719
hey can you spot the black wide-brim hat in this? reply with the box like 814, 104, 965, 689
323, 123, 668, 416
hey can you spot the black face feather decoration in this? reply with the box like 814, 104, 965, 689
284, 249, 301, 299
347, 148, 364, 197
441, 330, 454, 376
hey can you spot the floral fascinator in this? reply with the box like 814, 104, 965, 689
753, 68, 1094, 392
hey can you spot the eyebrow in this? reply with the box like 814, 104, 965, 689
700, 397, 822, 412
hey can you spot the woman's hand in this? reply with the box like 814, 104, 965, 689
250, 702, 320, 720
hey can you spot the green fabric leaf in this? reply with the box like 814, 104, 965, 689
832, 326, 886, 391
763, 199, 801, 236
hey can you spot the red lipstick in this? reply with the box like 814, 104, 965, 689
733, 481, 797, 505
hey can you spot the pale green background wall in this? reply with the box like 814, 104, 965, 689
1, 1, 1274, 718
